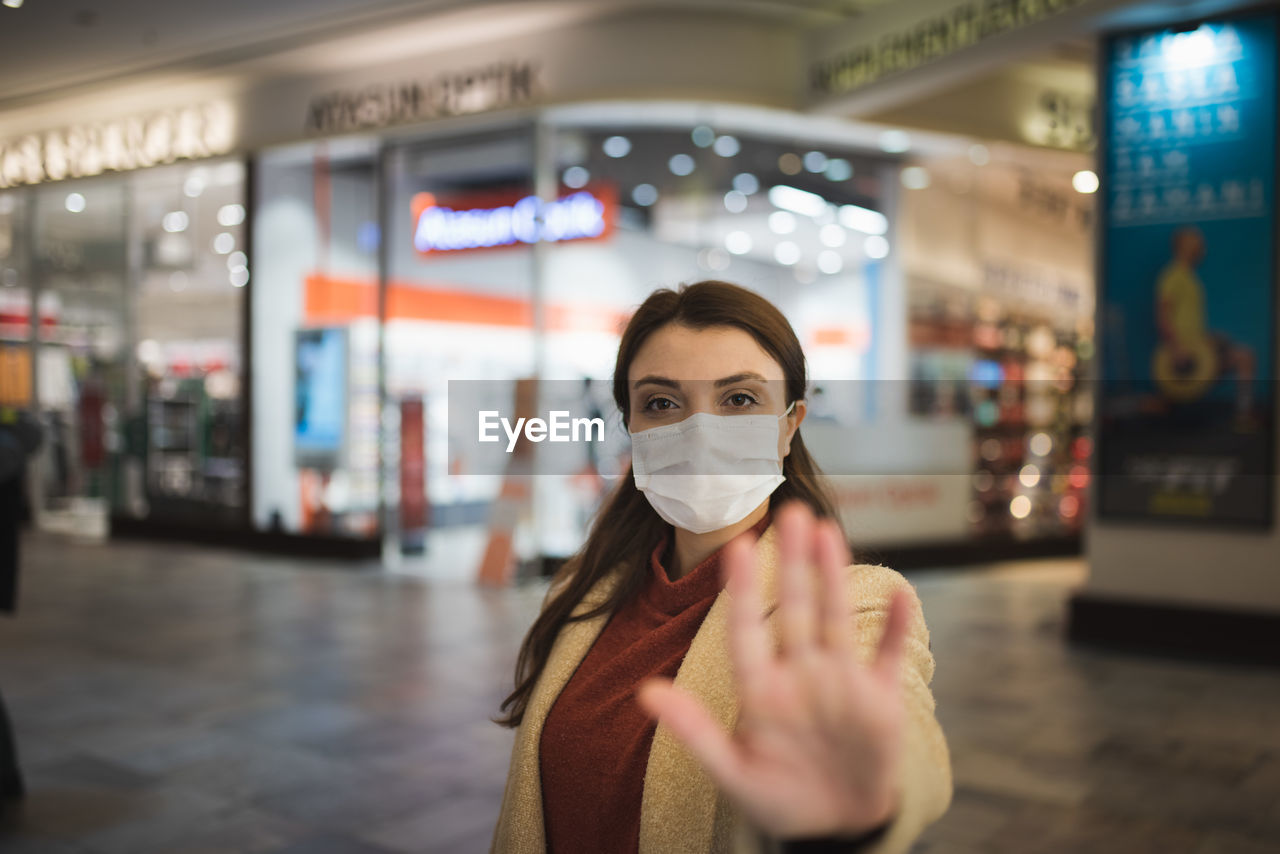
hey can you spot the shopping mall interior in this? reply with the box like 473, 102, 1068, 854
0, 0, 1278, 852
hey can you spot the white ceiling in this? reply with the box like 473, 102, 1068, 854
0, 0, 895, 109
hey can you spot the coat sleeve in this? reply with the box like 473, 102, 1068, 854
737, 564, 953, 854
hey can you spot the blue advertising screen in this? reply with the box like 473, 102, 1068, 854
1099, 12, 1276, 526
295, 327, 347, 466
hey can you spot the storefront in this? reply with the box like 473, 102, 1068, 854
0, 110, 248, 536
0, 0, 1138, 568
250, 105, 919, 567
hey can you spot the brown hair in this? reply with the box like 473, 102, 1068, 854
494, 280, 838, 728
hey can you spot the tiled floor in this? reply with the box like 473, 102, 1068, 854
0, 535, 1277, 853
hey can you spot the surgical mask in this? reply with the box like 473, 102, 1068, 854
630, 402, 794, 534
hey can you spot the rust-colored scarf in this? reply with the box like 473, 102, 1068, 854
539, 515, 772, 854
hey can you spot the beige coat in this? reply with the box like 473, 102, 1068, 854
491, 523, 953, 854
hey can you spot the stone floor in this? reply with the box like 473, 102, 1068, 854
0, 534, 1277, 853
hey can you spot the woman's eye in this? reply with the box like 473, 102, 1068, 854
644, 397, 677, 412
725, 393, 758, 408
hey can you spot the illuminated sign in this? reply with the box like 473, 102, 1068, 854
306, 61, 538, 136
0, 102, 236, 188
1097, 13, 1278, 527
411, 185, 616, 254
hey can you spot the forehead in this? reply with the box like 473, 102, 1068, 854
628, 323, 785, 383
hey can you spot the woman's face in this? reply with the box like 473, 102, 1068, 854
627, 323, 805, 459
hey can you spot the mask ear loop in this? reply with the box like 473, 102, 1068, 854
780, 399, 797, 457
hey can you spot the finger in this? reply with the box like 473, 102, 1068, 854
636, 678, 743, 787
776, 501, 818, 655
874, 588, 914, 685
724, 535, 771, 703
815, 519, 856, 656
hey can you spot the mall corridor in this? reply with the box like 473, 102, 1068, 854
0, 534, 1275, 854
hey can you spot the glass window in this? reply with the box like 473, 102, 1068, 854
383, 125, 537, 560
253, 137, 380, 538
0, 190, 32, 411
537, 117, 895, 552
131, 159, 247, 524
10, 158, 248, 533
30, 179, 128, 526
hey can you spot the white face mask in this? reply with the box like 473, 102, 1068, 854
630, 402, 794, 535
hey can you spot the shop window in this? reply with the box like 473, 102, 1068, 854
537, 121, 892, 555
253, 138, 381, 539
383, 128, 537, 555
8, 159, 249, 534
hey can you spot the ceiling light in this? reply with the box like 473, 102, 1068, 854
803, 151, 828, 173
733, 173, 759, 195
668, 153, 695, 176
767, 210, 797, 235
217, 204, 245, 226
65, 193, 86, 213
1072, 170, 1099, 194
632, 184, 659, 206
838, 204, 888, 235
724, 231, 752, 255
691, 125, 715, 147
900, 166, 931, 190
819, 223, 846, 247
723, 190, 748, 213
713, 135, 740, 157
603, 135, 631, 158
768, 185, 827, 218
864, 235, 890, 259
705, 248, 730, 272
162, 211, 189, 233
1010, 495, 1032, 519
773, 241, 801, 266
879, 130, 911, 153
184, 168, 208, 198
824, 158, 853, 181
563, 166, 589, 189
817, 250, 843, 275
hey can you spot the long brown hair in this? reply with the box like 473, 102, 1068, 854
494, 280, 838, 728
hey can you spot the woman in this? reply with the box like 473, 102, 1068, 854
491, 281, 952, 853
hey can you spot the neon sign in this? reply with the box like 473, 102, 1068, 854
412, 186, 615, 254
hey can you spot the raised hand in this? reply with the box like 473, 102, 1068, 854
637, 501, 912, 840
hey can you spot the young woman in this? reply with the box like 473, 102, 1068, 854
491, 281, 952, 853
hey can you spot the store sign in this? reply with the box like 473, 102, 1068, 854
1097, 14, 1277, 528
305, 61, 538, 135
1025, 89, 1096, 150
411, 185, 615, 255
0, 102, 236, 188
810, 0, 1089, 97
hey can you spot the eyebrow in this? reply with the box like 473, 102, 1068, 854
631, 372, 770, 390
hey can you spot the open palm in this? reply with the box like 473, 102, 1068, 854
637, 502, 911, 840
